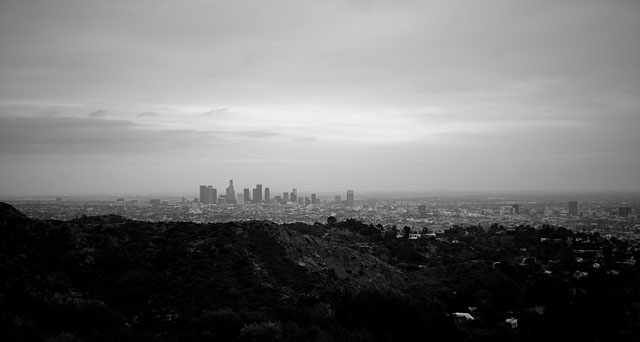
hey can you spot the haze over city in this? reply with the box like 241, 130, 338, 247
1, 0, 639, 195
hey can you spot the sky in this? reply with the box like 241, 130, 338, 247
0, 0, 639, 195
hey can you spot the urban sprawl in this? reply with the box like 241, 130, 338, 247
6, 182, 639, 243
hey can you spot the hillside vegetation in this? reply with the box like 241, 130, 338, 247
1, 203, 639, 341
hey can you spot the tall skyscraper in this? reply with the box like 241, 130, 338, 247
568, 201, 579, 216
208, 185, 217, 205
199, 185, 208, 204
512, 204, 520, 215
255, 184, 263, 203
335, 195, 341, 205
347, 190, 355, 207
226, 179, 236, 204
243, 188, 251, 203
291, 188, 297, 203
283, 192, 289, 202
252, 188, 259, 203
264, 187, 271, 203
311, 193, 317, 204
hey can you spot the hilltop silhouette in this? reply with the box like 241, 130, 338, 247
0, 202, 30, 224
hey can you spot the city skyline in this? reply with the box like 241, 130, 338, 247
198, 180, 351, 205
3, 185, 640, 199
1, 0, 639, 195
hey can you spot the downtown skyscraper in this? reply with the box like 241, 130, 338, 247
199, 185, 217, 204
253, 184, 263, 203
347, 190, 355, 207
569, 201, 579, 216
243, 188, 251, 203
225, 180, 236, 204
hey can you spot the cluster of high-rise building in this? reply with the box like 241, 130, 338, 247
198, 179, 239, 205
198, 185, 218, 204
198, 180, 355, 207
565, 201, 632, 217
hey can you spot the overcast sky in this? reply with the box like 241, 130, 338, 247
1, 0, 639, 196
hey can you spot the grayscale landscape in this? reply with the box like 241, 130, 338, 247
1, 1, 639, 341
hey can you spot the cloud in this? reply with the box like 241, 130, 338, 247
219, 158, 333, 165
136, 111, 158, 118
236, 130, 280, 138
0, 116, 226, 155
293, 136, 317, 143
0, 115, 303, 156
87, 110, 107, 118
202, 108, 229, 116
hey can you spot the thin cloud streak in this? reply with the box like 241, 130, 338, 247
136, 111, 158, 118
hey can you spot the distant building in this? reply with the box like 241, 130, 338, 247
291, 188, 298, 203
226, 180, 236, 204
255, 184, 263, 203
418, 204, 427, 214
482, 209, 494, 216
283, 192, 289, 202
200, 185, 217, 205
512, 204, 520, 215
569, 201, 579, 216
244, 188, 251, 203
500, 206, 515, 215
200, 185, 218, 204
304, 197, 311, 206
208, 186, 217, 204
335, 195, 341, 205
150, 199, 161, 206
347, 190, 355, 207
252, 188, 258, 203
199, 185, 208, 204
264, 187, 271, 203
311, 193, 317, 204
618, 207, 633, 217
452, 312, 475, 324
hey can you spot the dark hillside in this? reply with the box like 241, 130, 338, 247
0, 201, 31, 224
0, 203, 410, 341
1, 203, 639, 342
